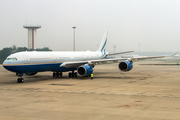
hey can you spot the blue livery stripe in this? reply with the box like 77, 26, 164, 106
101, 38, 107, 52
3, 63, 76, 73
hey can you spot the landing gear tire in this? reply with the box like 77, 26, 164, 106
53, 72, 63, 77
59, 72, 62, 77
17, 78, 20, 83
53, 72, 56, 77
72, 73, 74, 78
17, 78, 24, 83
69, 72, 77, 78
21, 78, 24, 83
56, 72, 59, 77
74, 72, 77, 77
69, 73, 72, 78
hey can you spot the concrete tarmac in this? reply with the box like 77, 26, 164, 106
0, 61, 180, 120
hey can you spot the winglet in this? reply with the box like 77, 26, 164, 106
172, 51, 179, 57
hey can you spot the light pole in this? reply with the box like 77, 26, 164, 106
113, 45, 116, 58
113, 45, 116, 53
72, 26, 76, 51
138, 44, 140, 56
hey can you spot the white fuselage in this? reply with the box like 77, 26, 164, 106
3, 51, 105, 73
6, 51, 104, 61
3, 30, 108, 74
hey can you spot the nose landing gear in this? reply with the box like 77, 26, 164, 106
16, 73, 24, 83
17, 78, 24, 83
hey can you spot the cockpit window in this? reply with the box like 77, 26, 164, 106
6, 58, 17, 61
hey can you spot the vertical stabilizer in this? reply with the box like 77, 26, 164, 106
97, 30, 108, 52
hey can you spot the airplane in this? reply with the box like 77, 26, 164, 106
2, 30, 173, 83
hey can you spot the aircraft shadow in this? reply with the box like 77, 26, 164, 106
1, 73, 147, 84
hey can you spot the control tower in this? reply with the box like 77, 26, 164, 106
23, 25, 41, 49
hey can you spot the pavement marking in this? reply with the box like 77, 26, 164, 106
141, 95, 147, 96
123, 105, 130, 107
163, 96, 169, 97
72, 91, 77, 93
151, 95, 158, 97
174, 96, 180, 98
1, 88, 180, 98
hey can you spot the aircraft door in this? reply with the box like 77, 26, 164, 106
22, 54, 29, 60
51, 54, 56, 59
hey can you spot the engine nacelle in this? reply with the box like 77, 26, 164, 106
77, 65, 93, 76
119, 60, 133, 72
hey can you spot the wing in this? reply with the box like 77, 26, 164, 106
60, 61, 89, 68
90, 55, 167, 63
60, 50, 133, 68
105, 51, 134, 56
60, 52, 176, 68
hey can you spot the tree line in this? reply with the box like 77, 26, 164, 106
0, 45, 52, 64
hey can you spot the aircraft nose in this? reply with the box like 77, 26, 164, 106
2, 60, 15, 72
2, 60, 8, 70
2, 60, 6, 66
2, 60, 9, 69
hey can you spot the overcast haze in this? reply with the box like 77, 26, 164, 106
1, 0, 180, 52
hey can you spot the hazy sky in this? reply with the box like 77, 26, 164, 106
1, 0, 180, 52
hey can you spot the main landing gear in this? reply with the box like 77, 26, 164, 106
16, 73, 24, 83
53, 72, 63, 77
52, 71, 77, 78
68, 71, 77, 78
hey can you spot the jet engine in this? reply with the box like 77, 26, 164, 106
77, 65, 93, 76
119, 60, 133, 72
